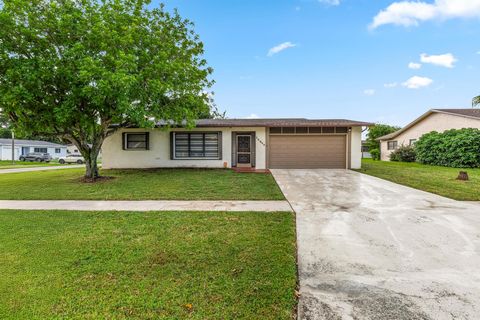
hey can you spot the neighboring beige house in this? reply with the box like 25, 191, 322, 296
378, 109, 480, 161
102, 118, 372, 170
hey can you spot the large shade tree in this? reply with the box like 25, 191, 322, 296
0, 0, 214, 179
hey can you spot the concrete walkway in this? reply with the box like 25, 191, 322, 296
0, 165, 84, 174
0, 200, 292, 212
272, 169, 480, 320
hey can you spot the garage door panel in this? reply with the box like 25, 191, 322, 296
269, 135, 346, 169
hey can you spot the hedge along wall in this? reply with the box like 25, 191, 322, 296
415, 128, 480, 168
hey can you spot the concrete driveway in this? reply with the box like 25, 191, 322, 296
271, 169, 480, 320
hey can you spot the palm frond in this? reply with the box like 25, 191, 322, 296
473, 95, 480, 108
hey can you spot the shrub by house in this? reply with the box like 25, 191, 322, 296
415, 128, 480, 168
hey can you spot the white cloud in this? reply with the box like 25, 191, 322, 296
402, 76, 433, 89
420, 53, 457, 68
408, 62, 422, 69
245, 113, 260, 119
384, 82, 398, 88
318, 0, 341, 5
364, 89, 376, 96
370, 0, 480, 29
267, 42, 296, 57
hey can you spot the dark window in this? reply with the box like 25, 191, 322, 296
322, 127, 335, 134
124, 133, 149, 150
34, 148, 48, 153
308, 127, 322, 134
362, 145, 370, 152
295, 127, 308, 134
174, 132, 220, 159
282, 127, 295, 134
336, 127, 348, 133
55, 148, 61, 153
269, 127, 282, 134
387, 141, 398, 150
409, 139, 417, 146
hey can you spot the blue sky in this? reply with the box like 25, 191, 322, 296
160, 0, 480, 126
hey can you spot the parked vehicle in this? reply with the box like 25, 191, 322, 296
19, 152, 52, 162
58, 154, 85, 164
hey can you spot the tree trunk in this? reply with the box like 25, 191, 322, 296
84, 151, 100, 179
67, 136, 104, 180
64, 121, 112, 181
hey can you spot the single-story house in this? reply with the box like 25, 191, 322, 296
378, 108, 480, 161
102, 118, 372, 170
0, 138, 67, 161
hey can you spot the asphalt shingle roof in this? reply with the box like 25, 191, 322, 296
432, 108, 480, 119
157, 118, 373, 127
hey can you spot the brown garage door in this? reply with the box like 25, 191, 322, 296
269, 135, 347, 169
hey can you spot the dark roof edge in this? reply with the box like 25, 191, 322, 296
156, 118, 374, 128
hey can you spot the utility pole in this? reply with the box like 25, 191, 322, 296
11, 129, 15, 164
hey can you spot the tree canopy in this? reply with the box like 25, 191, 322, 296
0, 0, 214, 178
366, 124, 401, 160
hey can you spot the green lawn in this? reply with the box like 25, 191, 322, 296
356, 159, 480, 201
0, 160, 59, 169
0, 168, 284, 200
0, 210, 297, 319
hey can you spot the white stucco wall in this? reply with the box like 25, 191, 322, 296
0, 146, 20, 161
380, 113, 480, 161
102, 127, 267, 169
350, 126, 362, 169
46, 147, 67, 159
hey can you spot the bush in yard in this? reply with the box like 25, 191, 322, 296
415, 129, 480, 168
370, 148, 380, 160
389, 145, 416, 162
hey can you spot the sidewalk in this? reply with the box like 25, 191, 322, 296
0, 165, 84, 174
0, 200, 293, 212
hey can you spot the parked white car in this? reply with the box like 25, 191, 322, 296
58, 154, 85, 164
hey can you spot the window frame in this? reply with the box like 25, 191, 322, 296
55, 148, 61, 153
171, 132, 222, 160
387, 141, 398, 150
34, 147, 48, 153
122, 132, 150, 151
409, 139, 417, 146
